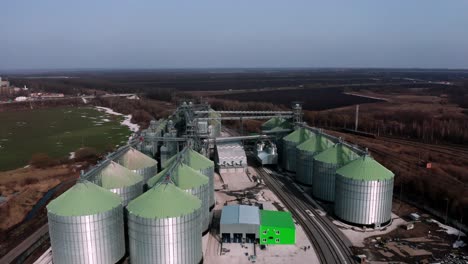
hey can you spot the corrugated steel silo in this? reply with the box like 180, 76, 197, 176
164, 148, 216, 210
127, 182, 202, 264
261, 117, 285, 132
334, 155, 394, 226
116, 147, 158, 182
47, 181, 125, 264
312, 143, 359, 202
296, 134, 334, 186
282, 128, 313, 172
148, 161, 210, 233
92, 161, 144, 206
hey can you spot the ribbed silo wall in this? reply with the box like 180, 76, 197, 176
185, 184, 210, 233
128, 209, 202, 264
334, 175, 394, 226
295, 149, 315, 185
312, 160, 339, 202
48, 206, 125, 264
131, 165, 157, 183
282, 140, 298, 172
200, 167, 215, 210
110, 182, 144, 206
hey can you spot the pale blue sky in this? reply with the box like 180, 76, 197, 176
1, 0, 468, 70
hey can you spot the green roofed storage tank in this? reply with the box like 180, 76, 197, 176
126, 182, 202, 264
282, 128, 313, 172
92, 161, 144, 206
261, 117, 286, 131
296, 134, 334, 186
163, 148, 216, 209
334, 155, 394, 226
312, 143, 359, 202
116, 147, 158, 182
148, 161, 210, 233
47, 181, 125, 264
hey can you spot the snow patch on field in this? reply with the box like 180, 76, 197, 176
429, 219, 466, 236
453, 240, 466, 248
122, 114, 139, 133
95, 106, 140, 136
95, 106, 123, 116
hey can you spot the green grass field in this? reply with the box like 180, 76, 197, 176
0, 107, 132, 171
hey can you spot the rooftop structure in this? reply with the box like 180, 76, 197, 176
259, 210, 296, 245
215, 141, 247, 174
220, 205, 260, 243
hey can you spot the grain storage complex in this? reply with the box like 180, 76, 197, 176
35, 102, 397, 264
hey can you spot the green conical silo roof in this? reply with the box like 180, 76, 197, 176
336, 155, 394, 181
314, 143, 358, 165
163, 149, 214, 170
127, 182, 201, 218
262, 117, 285, 130
283, 128, 313, 143
297, 134, 334, 153
147, 162, 208, 189
120, 148, 157, 170
100, 161, 143, 189
47, 181, 122, 216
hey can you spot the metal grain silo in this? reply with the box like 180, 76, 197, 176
148, 161, 210, 233
269, 121, 293, 164
164, 148, 216, 210
282, 128, 313, 172
334, 155, 394, 226
312, 143, 359, 202
295, 134, 334, 186
93, 161, 144, 206
116, 147, 158, 182
47, 181, 125, 264
127, 182, 202, 264
261, 117, 285, 132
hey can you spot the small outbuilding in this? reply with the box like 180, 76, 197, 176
220, 205, 260, 243
259, 210, 296, 245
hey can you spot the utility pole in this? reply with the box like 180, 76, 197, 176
355, 104, 359, 131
